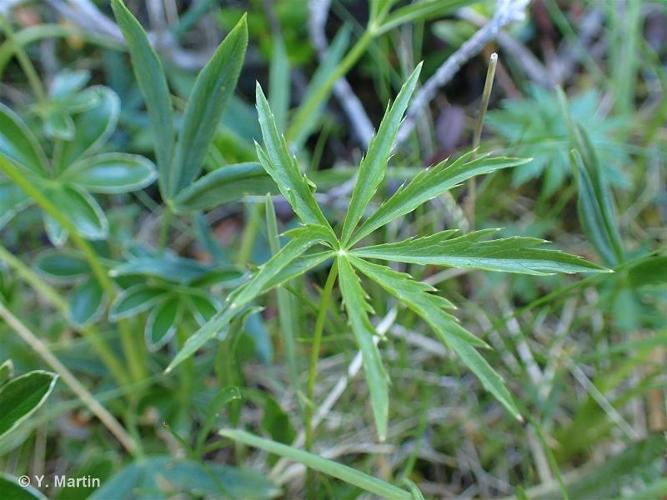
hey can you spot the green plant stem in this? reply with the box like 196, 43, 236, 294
304, 261, 339, 496
0, 243, 130, 387
0, 300, 139, 456
236, 202, 263, 266
0, 15, 47, 106
0, 156, 146, 382
286, 29, 374, 142
466, 52, 497, 228
176, 321, 193, 427
158, 205, 173, 250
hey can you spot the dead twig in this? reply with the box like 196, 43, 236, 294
396, 0, 531, 146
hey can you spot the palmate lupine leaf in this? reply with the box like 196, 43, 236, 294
255, 85, 331, 229
353, 229, 609, 275
337, 256, 389, 441
349, 256, 487, 348
167, 226, 333, 372
350, 152, 530, 245
340, 63, 422, 245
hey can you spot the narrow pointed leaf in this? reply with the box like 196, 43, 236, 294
0, 103, 48, 175
353, 229, 609, 275
256, 84, 331, 228
269, 32, 289, 132
352, 152, 530, 244
172, 162, 276, 212
349, 256, 487, 348
446, 336, 522, 420
219, 429, 411, 499
287, 26, 350, 147
66, 153, 156, 193
167, 225, 332, 372
170, 16, 248, 197
111, 0, 174, 196
340, 64, 422, 245
571, 130, 624, 267
337, 256, 388, 441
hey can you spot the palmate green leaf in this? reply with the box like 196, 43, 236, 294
172, 162, 277, 212
57, 86, 120, 172
447, 336, 522, 420
337, 256, 388, 441
351, 152, 530, 245
111, 0, 174, 197
255, 85, 332, 229
220, 429, 410, 499
0, 370, 57, 440
0, 103, 48, 175
353, 229, 609, 275
167, 225, 333, 372
349, 256, 487, 348
170, 16, 248, 198
65, 153, 157, 194
340, 63, 422, 245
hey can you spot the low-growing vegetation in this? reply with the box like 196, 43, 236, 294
0, 0, 665, 498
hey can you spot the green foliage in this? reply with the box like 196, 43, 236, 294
0, 82, 156, 245
0, 369, 57, 439
170, 71, 606, 443
487, 85, 629, 195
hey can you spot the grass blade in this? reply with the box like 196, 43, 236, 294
341, 64, 421, 245
219, 429, 411, 499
